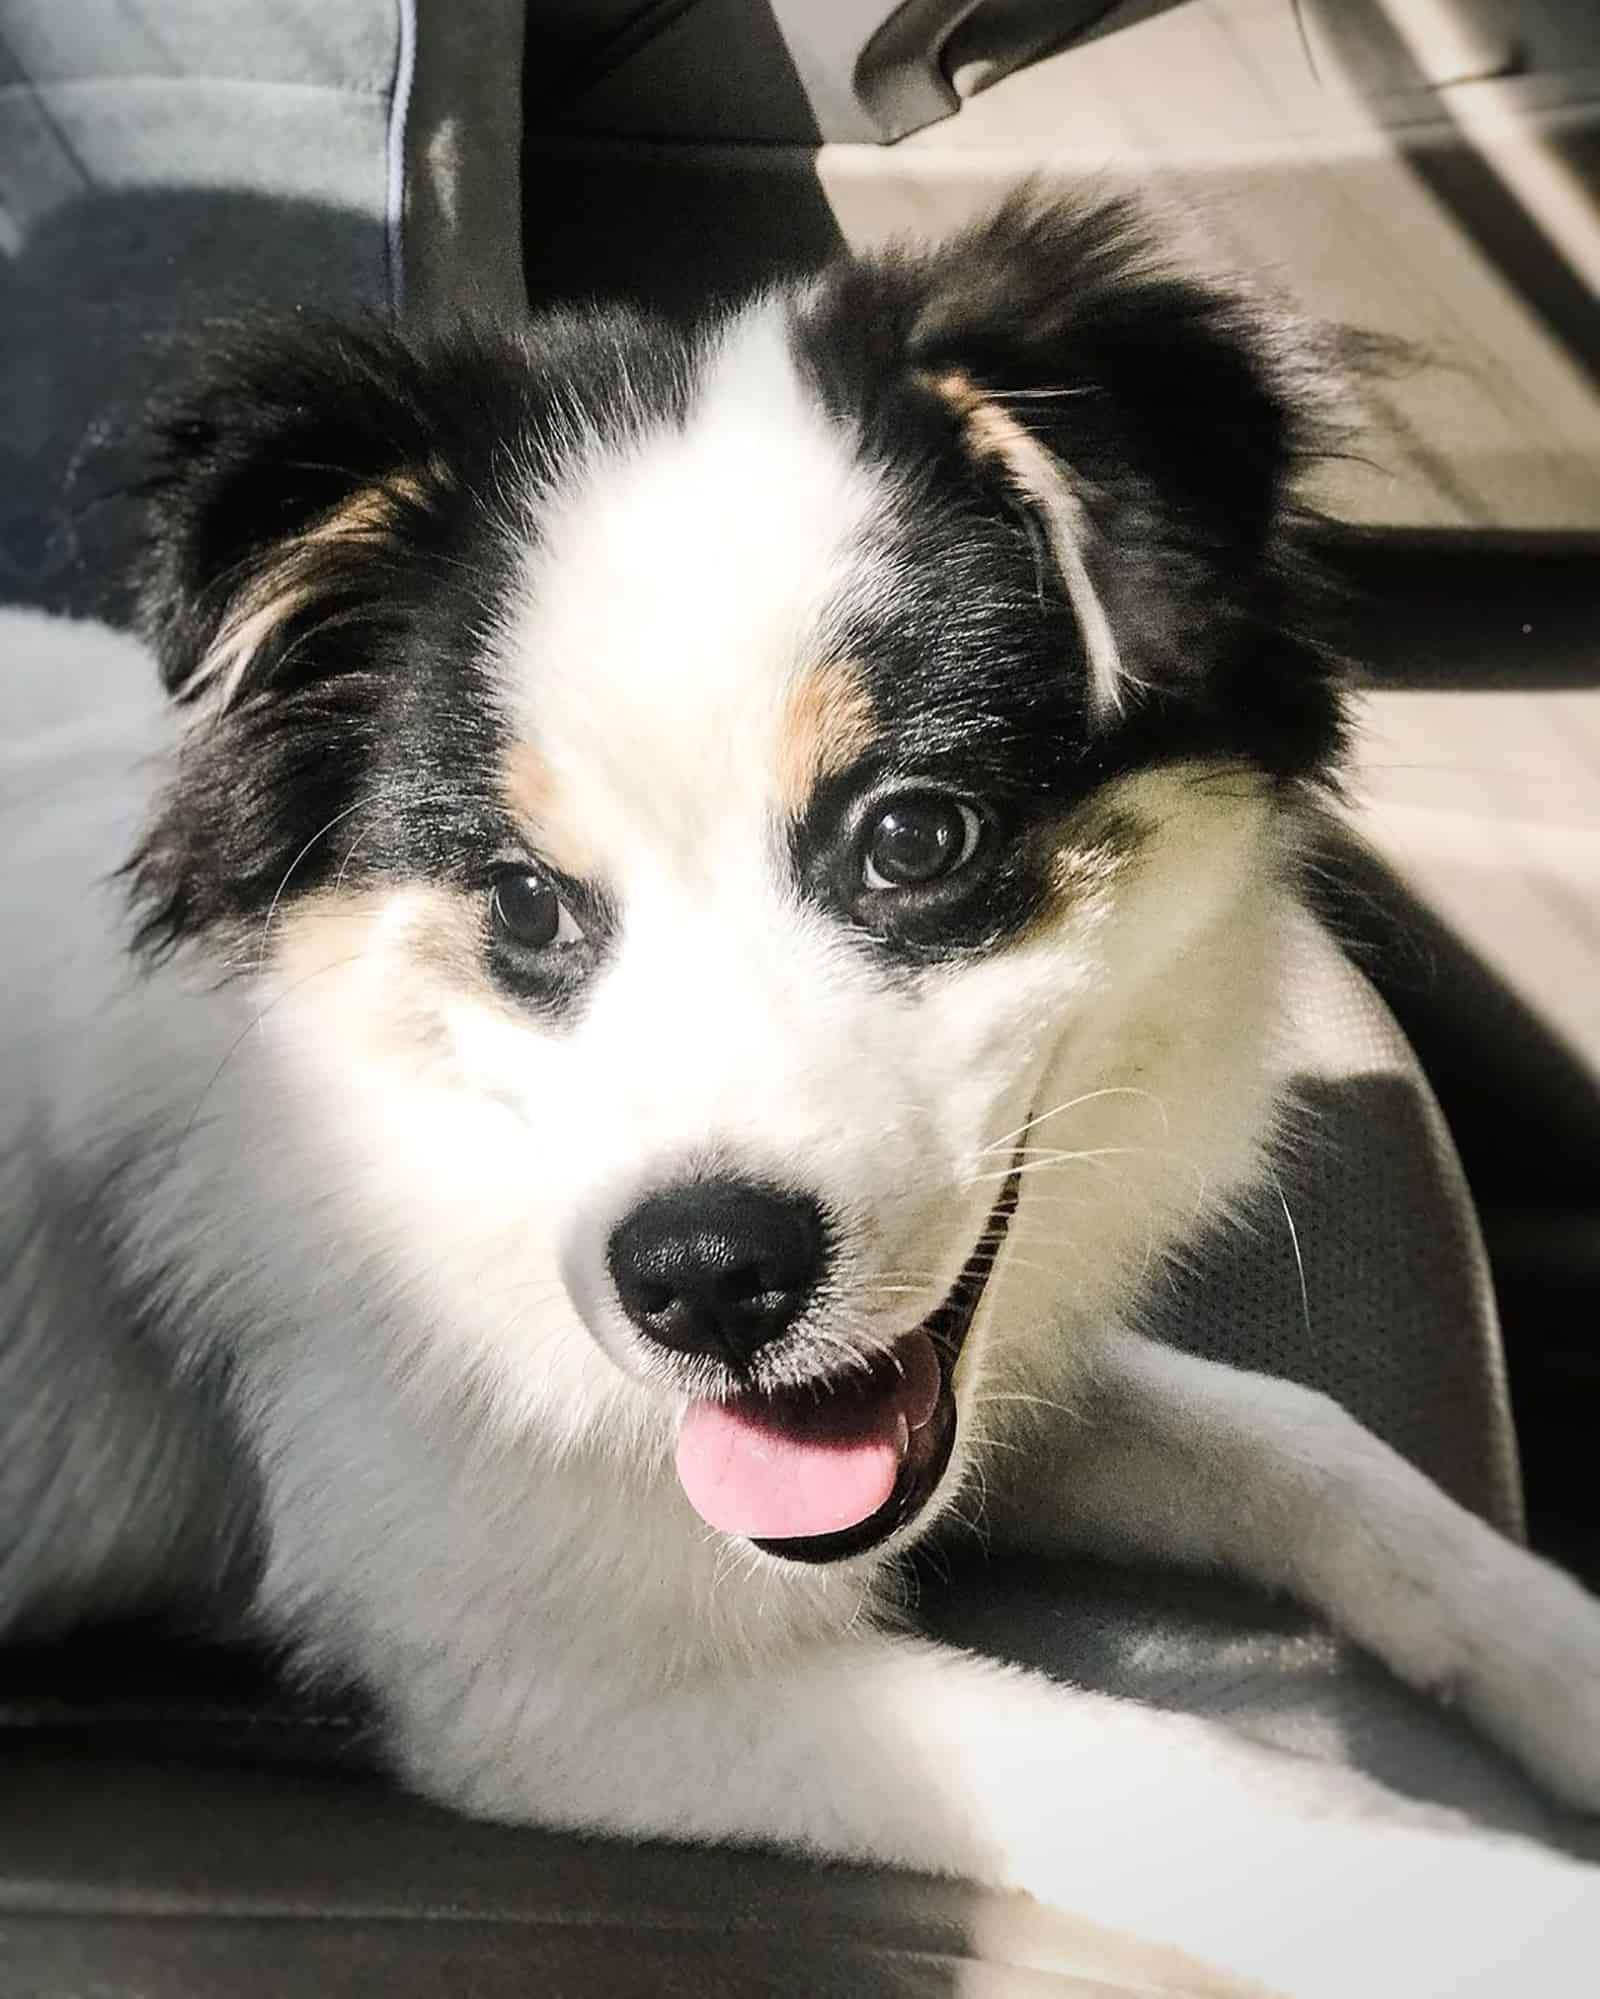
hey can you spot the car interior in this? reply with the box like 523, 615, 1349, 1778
2, 2, 1596, 1991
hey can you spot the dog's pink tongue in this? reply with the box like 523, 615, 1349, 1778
675, 1333, 941, 1541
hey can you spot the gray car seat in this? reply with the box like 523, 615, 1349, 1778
1, 5, 1591, 1993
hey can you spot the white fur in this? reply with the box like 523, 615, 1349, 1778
3, 316, 1600, 1999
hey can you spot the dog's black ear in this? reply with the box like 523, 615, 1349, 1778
915, 194, 1326, 721
127, 323, 496, 962
810, 191, 1344, 765
903, 192, 1306, 566
137, 324, 459, 711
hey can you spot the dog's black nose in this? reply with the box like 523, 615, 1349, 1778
607, 1180, 827, 1366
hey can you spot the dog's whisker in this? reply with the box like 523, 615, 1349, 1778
1266, 1162, 1313, 1345
980, 1086, 1172, 1156
972, 1145, 1137, 1171
977, 1391, 1082, 1419
333, 821, 381, 896
254, 799, 368, 995
966, 1145, 1163, 1183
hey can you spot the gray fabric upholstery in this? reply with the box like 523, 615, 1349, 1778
0, 0, 526, 623
0, 0, 402, 617
0, 2, 400, 196
1153, 918, 1522, 1538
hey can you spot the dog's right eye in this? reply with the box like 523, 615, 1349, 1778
491, 868, 582, 950
861, 794, 984, 891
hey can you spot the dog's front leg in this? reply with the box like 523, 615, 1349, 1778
986, 1331, 1600, 1812
383, 1625, 1597, 1997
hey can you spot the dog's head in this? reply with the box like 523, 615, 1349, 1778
131, 195, 1344, 1563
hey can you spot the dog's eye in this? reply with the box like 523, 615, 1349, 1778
492, 868, 582, 949
862, 795, 983, 890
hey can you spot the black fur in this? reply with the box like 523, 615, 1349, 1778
789, 192, 1345, 790
128, 312, 693, 969
128, 195, 1346, 984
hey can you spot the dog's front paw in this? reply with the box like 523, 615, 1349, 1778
1451, 1545, 1600, 1815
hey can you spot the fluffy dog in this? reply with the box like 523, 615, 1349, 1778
3, 196, 1597, 1994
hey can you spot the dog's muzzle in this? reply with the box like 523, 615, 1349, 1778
670, 1160, 1025, 1563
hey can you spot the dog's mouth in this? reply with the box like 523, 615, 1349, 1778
672, 1161, 1024, 1564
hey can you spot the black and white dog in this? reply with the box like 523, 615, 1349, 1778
3, 197, 1597, 1993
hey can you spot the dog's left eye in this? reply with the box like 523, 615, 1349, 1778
861, 795, 983, 890
491, 868, 583, 949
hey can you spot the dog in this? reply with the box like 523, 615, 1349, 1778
3, 195, 1598, 1995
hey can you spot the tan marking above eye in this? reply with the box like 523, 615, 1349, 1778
776, 660, 878, 816
504, 739, 557, 824
500, 739, 606, 886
